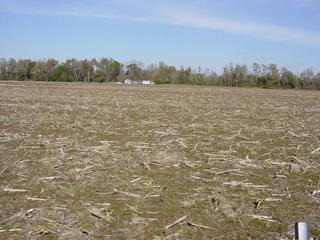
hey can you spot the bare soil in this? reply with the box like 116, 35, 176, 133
0, 81, 319, 239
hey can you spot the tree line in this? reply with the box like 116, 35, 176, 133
0, 58, 319, 90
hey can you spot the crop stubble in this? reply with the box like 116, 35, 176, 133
0, 81, 319, 239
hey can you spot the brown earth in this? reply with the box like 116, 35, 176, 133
0, 81, 319, 239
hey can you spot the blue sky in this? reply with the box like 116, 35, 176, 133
0, 0, 319, 73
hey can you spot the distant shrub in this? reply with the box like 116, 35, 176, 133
152, 74, 170, 84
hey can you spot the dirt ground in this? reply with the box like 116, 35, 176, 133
0, 81, 319, 239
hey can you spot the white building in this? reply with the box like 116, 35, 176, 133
123, 79, 154, 85
141, 80, 154, 85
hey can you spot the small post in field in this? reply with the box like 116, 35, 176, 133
295, 221, 309, 240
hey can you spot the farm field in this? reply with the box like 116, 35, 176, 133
0, 81, 319, 239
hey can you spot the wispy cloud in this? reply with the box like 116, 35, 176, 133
164, 10, 320, 46
1, 0, 320, 47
